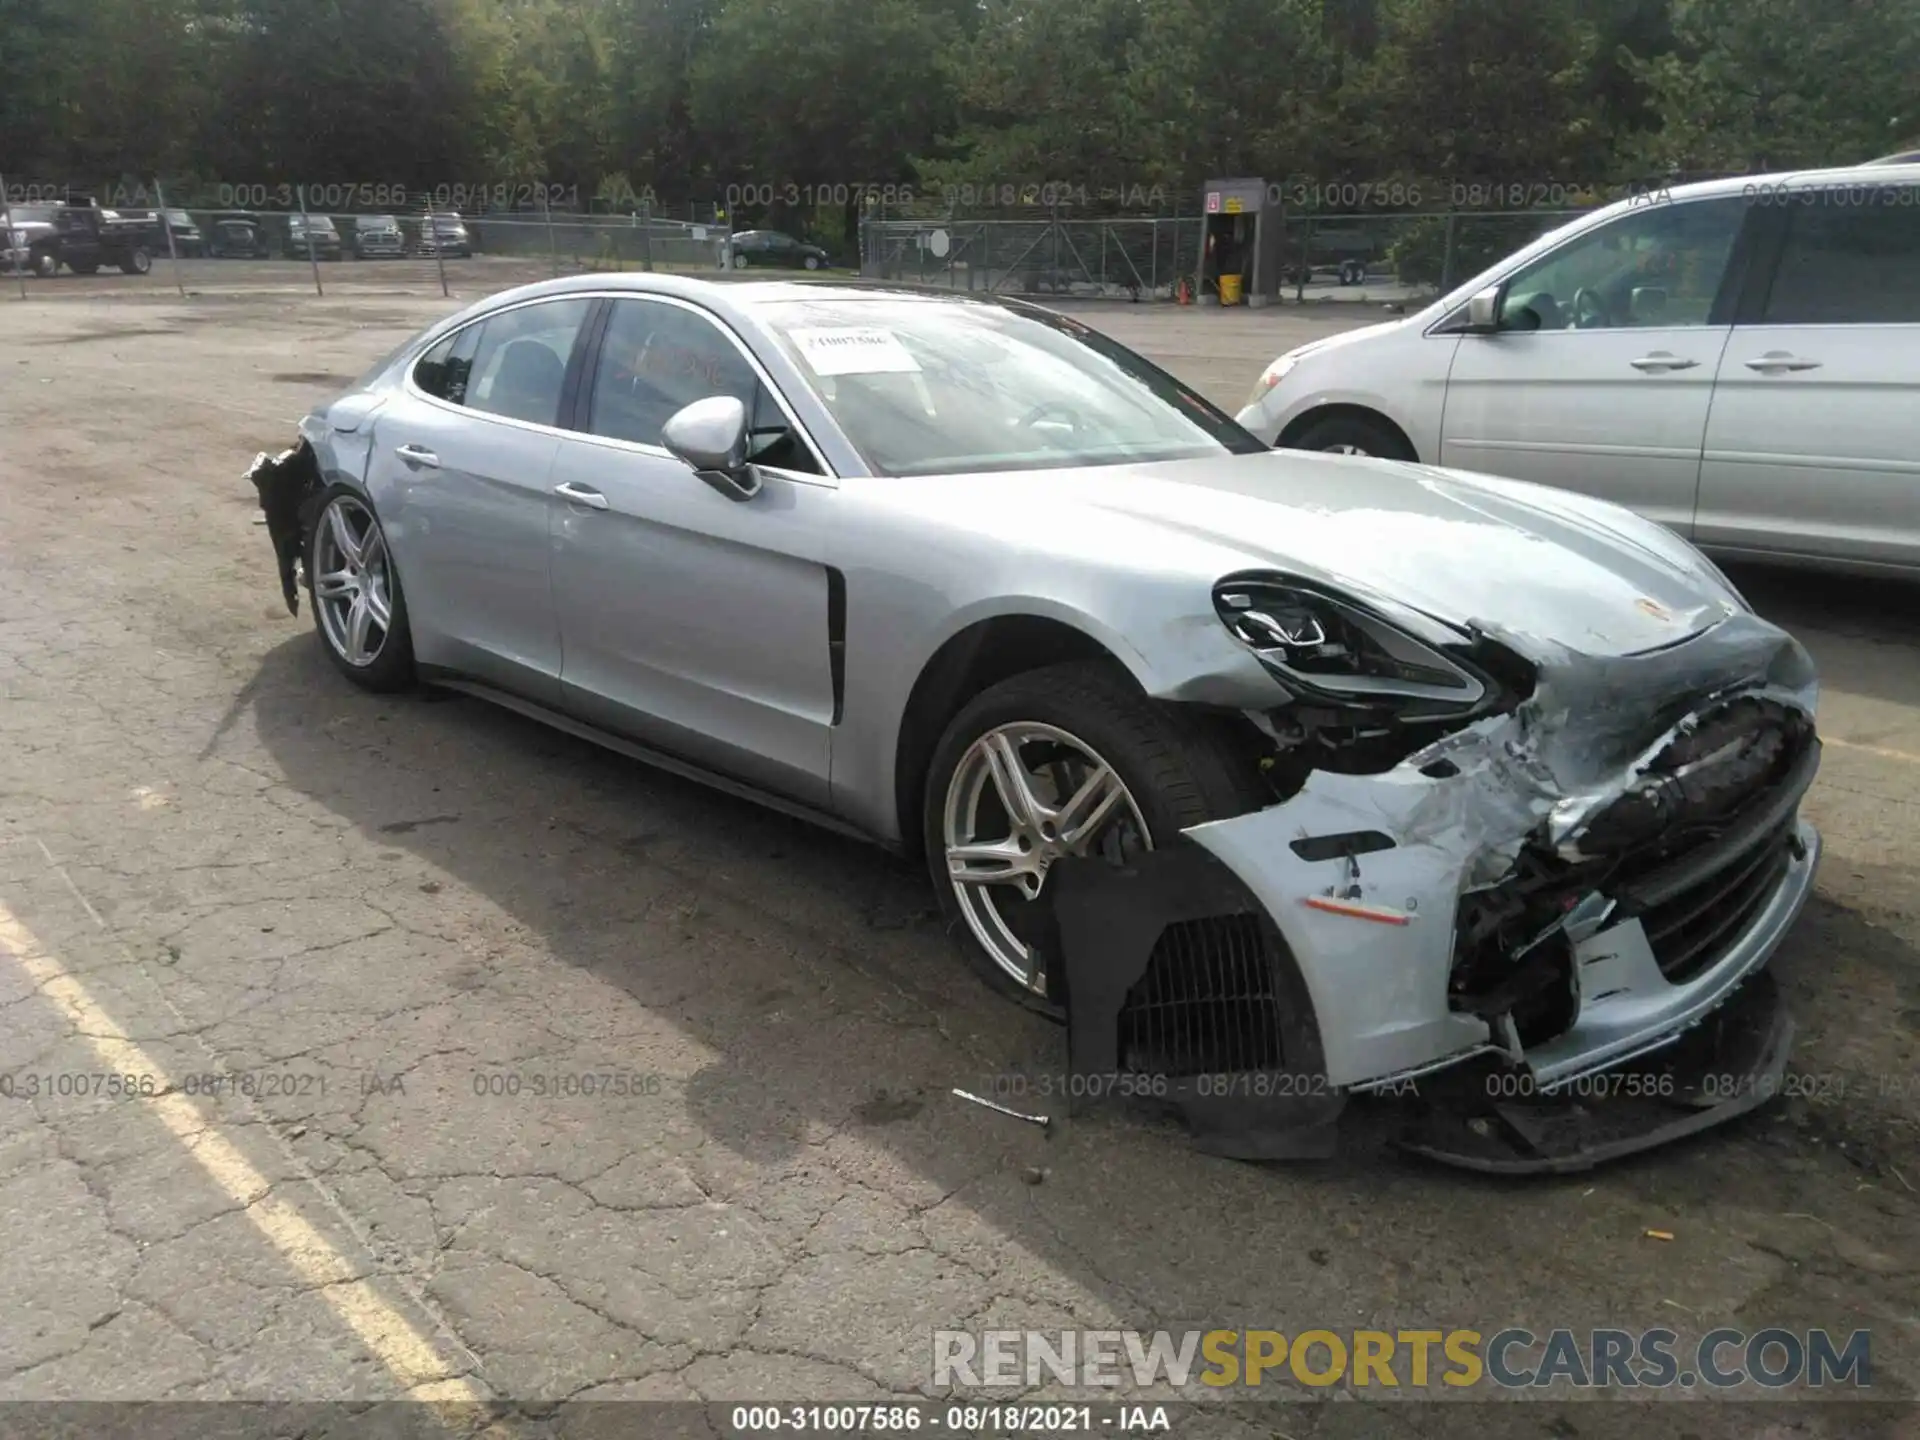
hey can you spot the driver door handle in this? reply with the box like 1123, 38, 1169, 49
1744, 352, 1823, 374
1629, 353, 1699, 372
554, 481, 609, 511
395, 443, 440, 468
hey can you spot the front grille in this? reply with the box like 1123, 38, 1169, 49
1116, 915, 1290, 1077
1638, 821, 1797, 982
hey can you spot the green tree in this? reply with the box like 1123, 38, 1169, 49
1632, 0, 1920, 171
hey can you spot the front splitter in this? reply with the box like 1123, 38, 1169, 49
1395, 971, 1793, 1175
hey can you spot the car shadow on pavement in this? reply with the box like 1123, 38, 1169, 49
239, 633, 1920, 1413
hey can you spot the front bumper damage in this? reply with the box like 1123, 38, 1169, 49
1050, 611, 1823, 1173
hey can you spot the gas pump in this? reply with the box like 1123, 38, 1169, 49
1194, 178, 1283, 307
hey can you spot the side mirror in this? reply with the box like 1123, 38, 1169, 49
1465, 283, 1505, 334
662, 395, 762, 502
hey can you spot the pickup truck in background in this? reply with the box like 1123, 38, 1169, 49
4, 198, 156, 276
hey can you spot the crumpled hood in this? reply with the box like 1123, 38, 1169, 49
958, 449, 1748, 660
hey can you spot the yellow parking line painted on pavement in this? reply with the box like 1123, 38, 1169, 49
1826, 736, 1920, 766
0, 898, 486, 1405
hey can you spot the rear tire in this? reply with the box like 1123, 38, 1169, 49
119, 247, 151, 275
923, 660, 1264, 1018
1288, 413, 1414, 461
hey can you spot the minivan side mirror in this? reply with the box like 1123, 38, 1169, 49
662, 395, 762, 502
1465, 283, 1506, 334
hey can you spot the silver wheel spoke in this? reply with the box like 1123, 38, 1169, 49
345, 594, 374, 662
981, 732, 1048, 831
327, 503, 364, 566
364, 582, 392, 631
946, 836, 1039, 886
1055, 765, 1125, 851
360, 524, 386, 569
314, 569, 356, 600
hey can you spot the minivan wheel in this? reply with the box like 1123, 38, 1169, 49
307, 485, 416, 692
923, 660, 1264, 1018
1288, 413, 1414, 461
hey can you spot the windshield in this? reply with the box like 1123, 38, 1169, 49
757, 297, 1262, 476
434, 217, 466, 232
166, 210, 192, 224
8, 204, 55, 224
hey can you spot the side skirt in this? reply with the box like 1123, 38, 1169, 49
423, 672, 878, 847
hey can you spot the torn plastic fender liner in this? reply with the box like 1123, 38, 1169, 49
247, 442, 324, 615
1045, 845, 1346, 1161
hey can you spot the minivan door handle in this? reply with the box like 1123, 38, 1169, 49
394, 444, 441, 468
1744, 352, 1823, 374
1628, 352, 1699, 372
554, 481, 610, 511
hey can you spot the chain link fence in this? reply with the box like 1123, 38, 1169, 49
0, 178, 755, 300
859, 205, 1596, 304
5, 172, 1669, 305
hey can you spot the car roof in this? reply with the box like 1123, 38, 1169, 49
1654, 160, 1920, 200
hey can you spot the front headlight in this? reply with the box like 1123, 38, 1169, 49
1243, 352, 1303, 410
1214, 575, 1487, 710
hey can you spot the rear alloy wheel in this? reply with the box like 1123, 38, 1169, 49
731, 252, 749, 270
1288, 413, 1413, 461
924, 661, 1262, 1016
308, 486, 415, 692
804, 254, 822, 270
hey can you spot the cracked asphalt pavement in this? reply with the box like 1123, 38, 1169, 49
0, 276, 1916, 1438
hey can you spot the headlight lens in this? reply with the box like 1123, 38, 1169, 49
1214, 576, 1487, 709
1243, 351, 1304, 409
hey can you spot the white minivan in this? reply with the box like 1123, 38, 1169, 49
1235, 163, 1920, 577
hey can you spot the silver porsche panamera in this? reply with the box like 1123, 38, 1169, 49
250, 275, 1823, 1158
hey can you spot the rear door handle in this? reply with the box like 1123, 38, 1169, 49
554, 481, 609, 511
1744, 352, 1823, 374
1628, 352, 1699, 372
395, 444, 440, 468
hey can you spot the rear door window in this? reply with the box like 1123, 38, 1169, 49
1759, 205, 1920, 324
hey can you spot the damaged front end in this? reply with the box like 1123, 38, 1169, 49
247, 441, 325, 614
1050, 590, 1821, 1173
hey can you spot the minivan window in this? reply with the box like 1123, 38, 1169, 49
1497, 197, 1747, 331
1760, 205, 1920, 325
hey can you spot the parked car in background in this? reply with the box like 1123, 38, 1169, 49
416, 213, 472, 258
353, 215, 407, 259
727, 229, 832, 270
1236, 161, 1920, 578
123, 208, 203, 257
287, 213, 343, 260
206, 213, 268, 259
4, 203, 55, 274
8, 198, 154, 276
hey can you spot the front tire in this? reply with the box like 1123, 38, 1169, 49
119, 247, 152, 275
307, 485, 415, 692
1288, 413, 1414, 460
923, 661, 1262, 1017
803, 255, 821, 270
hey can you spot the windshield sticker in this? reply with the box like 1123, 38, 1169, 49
789, 327, 922, 377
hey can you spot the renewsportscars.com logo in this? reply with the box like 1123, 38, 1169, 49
932, 1328, 1872, 1392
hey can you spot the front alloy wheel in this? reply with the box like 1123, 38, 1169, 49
308, 488, 415, 691
924, 661, 1266, 1015
943, 721, 1150, 996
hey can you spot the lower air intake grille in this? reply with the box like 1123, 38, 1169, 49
1639, 821, 1797, 983
1115, 915, 1290, 1077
